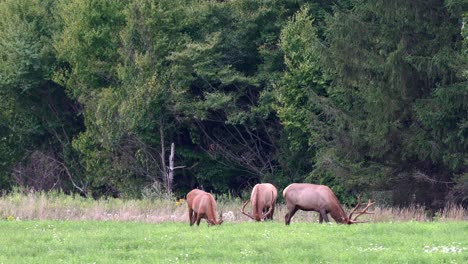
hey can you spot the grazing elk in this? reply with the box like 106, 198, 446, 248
283, 183, 374, 225
240, 183, 278, 221
186, 189, 223, 226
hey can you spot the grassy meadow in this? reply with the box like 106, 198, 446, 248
0, 221, 467, 263
0, 191, 467, 263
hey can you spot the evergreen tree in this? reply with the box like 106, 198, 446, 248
321, 0, 466, 206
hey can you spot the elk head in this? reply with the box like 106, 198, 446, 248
206, 211, 224, 226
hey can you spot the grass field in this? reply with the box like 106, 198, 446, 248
0, 191, 466, 263
0, 221, 466, 263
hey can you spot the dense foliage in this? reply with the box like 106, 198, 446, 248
0, 0, 466, 207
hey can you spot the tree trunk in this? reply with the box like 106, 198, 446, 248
167, 142, 175, 194
159, 117, 169, 194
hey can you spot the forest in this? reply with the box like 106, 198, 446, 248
0, 0, 466, 209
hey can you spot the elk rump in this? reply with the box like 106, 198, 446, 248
186, 189, 223, 226
241, 183, 278, 221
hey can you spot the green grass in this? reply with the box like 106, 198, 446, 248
0, 221, 466, 263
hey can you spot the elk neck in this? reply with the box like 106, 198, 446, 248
328, 198, 350, 224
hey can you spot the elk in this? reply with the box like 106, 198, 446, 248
283, 183, 374, 225
186, 189, 223, 226
240, 183, 278, 221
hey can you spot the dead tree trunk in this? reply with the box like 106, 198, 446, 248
162, 142, 185, 195
159, 119, 168, 193
167, 142, 175, 194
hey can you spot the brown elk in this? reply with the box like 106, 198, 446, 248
283, 183, 374, 225
240, 183, 278, 221
186, 189, 223, 226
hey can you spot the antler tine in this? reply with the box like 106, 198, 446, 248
261, 190, 275, 221
349, 220, 368, 224
347, 196, 365, 220
240, 199, 255, 220
241, 200, 250, 212
261, 206, 273, 221
351, 199, 375, 222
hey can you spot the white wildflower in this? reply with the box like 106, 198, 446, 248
357, 244, 386, 252
423, 244, 467, 254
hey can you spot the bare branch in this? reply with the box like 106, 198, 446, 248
41, 153, 87, 195
413, 170, 453, 184
196, 119, 277, 177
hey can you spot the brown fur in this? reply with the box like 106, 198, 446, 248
283, 183, 373, 225
186, 189, 223, 226
241, 183, 278, 221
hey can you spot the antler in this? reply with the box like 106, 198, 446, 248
240, 199, 255, 220
261, 206, 273, 220
348, 197, 375, 223
259, 190, 275, 220
241, 198, 274, 221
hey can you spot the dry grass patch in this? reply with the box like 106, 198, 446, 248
0, 191, 466, 223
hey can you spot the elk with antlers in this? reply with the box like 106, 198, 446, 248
283, 183, 374, 225
240, 183, 278, 221
186, 189, 223, 226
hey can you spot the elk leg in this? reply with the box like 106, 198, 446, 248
268, 205, 275, 220
189, 208, 194, 226
262, 207, 271, 221
285, 207, 298, 225
319, 209, 329, 223
191, 211, 198, 226
190, 213, 197, 226
196, 213, 203, 226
